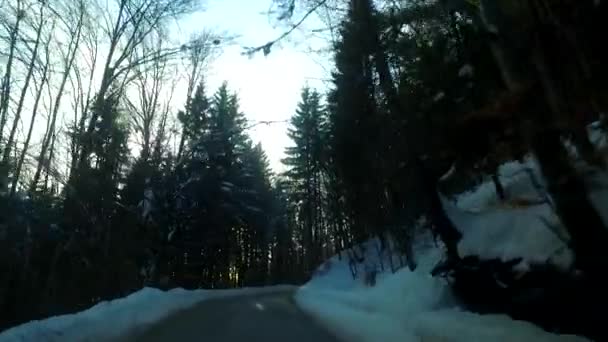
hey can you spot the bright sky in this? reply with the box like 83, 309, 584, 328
176, 0, 332, 172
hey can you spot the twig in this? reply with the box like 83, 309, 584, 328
243, 0, 329, 56
244, 120, 288, 130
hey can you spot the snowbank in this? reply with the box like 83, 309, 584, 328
308, 233, 441, 291
308, 238, 408, 290
442, 156, 574, 270
442, 150, 608, 270
453, 157, 548, 210
296, 155, 596, 341
296, 245, 588, 342
0, 285, 294, 342
297, 129, 608, 342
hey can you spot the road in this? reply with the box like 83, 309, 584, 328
125, 289, 341, 342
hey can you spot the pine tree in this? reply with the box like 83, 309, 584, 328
174, 82, 252, 288
178, 81, 210, 161
268, 177, 300, 283
283, 87, 327, 274
326, 3, 386, 250
237, 142, 274, 286
57, 92, 131, 306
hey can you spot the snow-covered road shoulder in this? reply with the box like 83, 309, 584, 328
295, 256, 588, 342
0, 285, 295, 342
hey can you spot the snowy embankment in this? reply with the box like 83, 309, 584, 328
444, 157, 575, 271
296, 243, 586, 342
0, 285, 294, 342
296, 155, 599, 342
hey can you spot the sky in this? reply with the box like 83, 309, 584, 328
175, 0, 333, 172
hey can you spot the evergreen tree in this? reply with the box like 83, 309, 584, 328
173, 82, 267, 288
56, 93, 132, 309
326, 2, 389, 252
268, 177, 299, 283
237, 142, 274, 285
283, 87, 327, 273
178, 81, 211, 161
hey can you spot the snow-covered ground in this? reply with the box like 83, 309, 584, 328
307, 237, 415, 290
443, 156, 575, 271
0, 285, 294, 342
296, 155, 598, 342
296, 239, 587, 342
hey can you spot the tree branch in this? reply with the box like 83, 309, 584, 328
243, 0, 329, 56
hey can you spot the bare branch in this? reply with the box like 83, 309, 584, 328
243, 0, 329, 56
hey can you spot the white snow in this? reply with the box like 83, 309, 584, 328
588, 120, 607, 150
437, 125, 608, 269
139, 187, 155, 222
0, 285, 294, 342
307, 237, 412, 290
440, 156, 573, 270
580, 122, 608, 226
296, 241, 588, 342
450, 157, 548, 211
296, 150, 604, 342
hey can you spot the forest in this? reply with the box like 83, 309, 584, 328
1, 0, 608, 340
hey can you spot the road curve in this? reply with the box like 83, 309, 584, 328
125, 289, 341, 342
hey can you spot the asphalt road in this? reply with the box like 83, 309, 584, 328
125, 290, 341, 342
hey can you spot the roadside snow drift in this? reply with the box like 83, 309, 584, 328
296, 156, 595, 342
307, 237, 412, 290
0, 285, 294, 342
296, 246, 588, 342
443, 157, 574, 270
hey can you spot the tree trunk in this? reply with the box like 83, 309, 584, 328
43, 132, 56, 193
492, 172, 506, 200
0, 0, 23, 140
353, 0, 450, 266
31, 17, 82, 193
2, 6, 44, 167
418, 158, 462, 261
11, 56, 50, 196
70, 54, 97, 178
531, 125, 608, 274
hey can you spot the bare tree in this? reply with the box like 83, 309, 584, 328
0, 0, 24, 141
73, 0, 198, 174
68, 15, 100, 174
176, 30, 219, 160
124, 35, 170, 161
10, 33, 52, 195
2, 0, 47, 167
42, 127, 57, 193
31, 0, 85, 192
